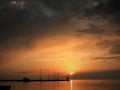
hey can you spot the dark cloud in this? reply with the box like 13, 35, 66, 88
76, 0, 120, 57
93, 56, 120, 61
0, 0, 119, 42
0, 0, 105, 47
88, 0, 120, 23
73, 69, 120, 79
77, 24, 105, 35
109, 43, 120, 54
97, 39, 120, 55
74, 0, 120, 37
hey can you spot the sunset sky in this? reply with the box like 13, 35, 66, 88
0, 0, 120, 79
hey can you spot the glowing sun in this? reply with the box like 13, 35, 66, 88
70, 72, 73, 75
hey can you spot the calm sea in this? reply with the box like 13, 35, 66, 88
0, 80, 120, 90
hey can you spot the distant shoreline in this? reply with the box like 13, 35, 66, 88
0, 79, 120, 82
0, 80, 70, 82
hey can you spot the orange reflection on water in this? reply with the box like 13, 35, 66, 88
70, 80, 73, 90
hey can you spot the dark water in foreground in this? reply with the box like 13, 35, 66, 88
0, 80, 120, 90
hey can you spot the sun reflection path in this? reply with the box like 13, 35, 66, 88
70, 80, 73, 90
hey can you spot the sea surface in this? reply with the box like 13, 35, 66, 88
0, 79, 120, 90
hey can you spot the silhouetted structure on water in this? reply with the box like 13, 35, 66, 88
0, 86, 11, 90
67, 77, 69, 81
23, 77, 30, 82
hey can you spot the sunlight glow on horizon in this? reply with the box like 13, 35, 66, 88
70, 72, 73, 75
